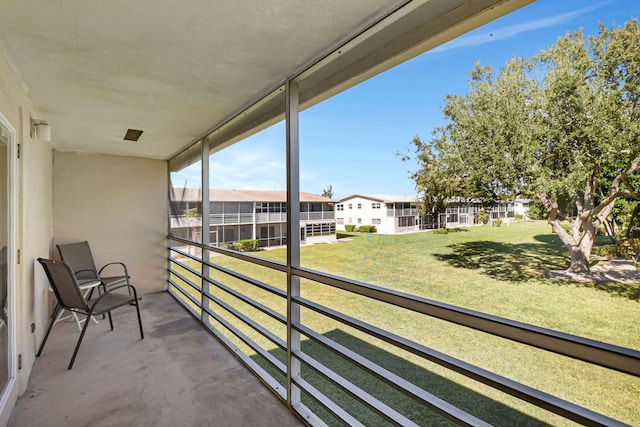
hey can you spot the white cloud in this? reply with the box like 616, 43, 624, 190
209, 140, 286, 191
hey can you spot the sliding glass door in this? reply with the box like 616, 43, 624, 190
0, 115, 15, 412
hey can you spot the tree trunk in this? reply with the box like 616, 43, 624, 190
540, 194, 594, 274
567, 245, 592, 274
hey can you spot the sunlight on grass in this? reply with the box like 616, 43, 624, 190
169, 220, 640, 426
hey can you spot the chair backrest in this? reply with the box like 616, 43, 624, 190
57, 241, 98, 280
37, 258, 88, 312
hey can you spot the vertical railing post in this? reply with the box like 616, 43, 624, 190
286, 79, 301, 409
201, 138, 210, 321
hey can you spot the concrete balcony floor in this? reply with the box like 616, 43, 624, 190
8, 291, 303, 427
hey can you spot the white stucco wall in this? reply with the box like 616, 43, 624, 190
336, 196, 389, 233
53, 151, 168, 295
0, 50, 54, 423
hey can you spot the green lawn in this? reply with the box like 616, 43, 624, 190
171, 220, 640, 426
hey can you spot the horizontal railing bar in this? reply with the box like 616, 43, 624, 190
169, 245, 203, 263
294, 323, 492, 427
204, 260, 287, 299
203, 303, 287, 377
169, 291, 288, 403
204, 276, 286, 326
291, 377, 363, 427
293, 266, 640, 376
167, 280, 201, 312
168, 266, 202, 292
168, 258, 203, 284
205, 290, 286, 352
294, 295, 627, 427
294, 350, 422, 427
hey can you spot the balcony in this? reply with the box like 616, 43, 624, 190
166, 238, 640, 426
8, 291, 303, 427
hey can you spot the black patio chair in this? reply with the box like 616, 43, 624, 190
37, 258, 144, 369
57, 241, 131, 291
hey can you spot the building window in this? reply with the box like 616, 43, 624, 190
372, 203, 380, 209
372, 218, 381, 225
337, 204, 344, 211
337, 218, 344, 224
357, 203, 362, 209
305, 222, 336, 237
398, 216, 413, 227
357, 218, 362, 224
348, 204, 352, 209
348, 218, 352, 223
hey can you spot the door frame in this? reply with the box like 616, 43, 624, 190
0, 111, 19, 425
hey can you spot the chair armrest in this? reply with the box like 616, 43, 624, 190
98, 262, 130, 278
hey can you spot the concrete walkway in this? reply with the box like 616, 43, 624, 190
9, 291, 304, 427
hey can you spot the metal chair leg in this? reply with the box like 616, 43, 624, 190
37, 305, 61, 357
68, 313, 91, 369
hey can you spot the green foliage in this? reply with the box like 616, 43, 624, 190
236, 239, 259, 252
358, 225, 377, 233
220, 240, 260, 252
593, 239, 640, 262
514, 214, 523, 220
184, 207, 200, 218
321, 185, 334, 198
477, 208, 489, 224
592, 244, 618, 258
345, 224, 356, 232
492, 218, 503, 227
408, 20, 640, 272
617, 239, 640, 262
432, 227, 462, 234
526, 199, 546, 220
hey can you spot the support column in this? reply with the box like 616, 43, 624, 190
285, 79, 301, 409
201, 138, 210, 320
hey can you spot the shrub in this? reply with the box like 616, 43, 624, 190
433, 228, 449, 234
345, 224, 355, 232
514, 214, 523, 220
358, 225, 377, 233
617, 238, 640, 262
592, 244, 617, 258
236, 239, 259, 252
477, 209, 489, 224
492, 218, 503, 227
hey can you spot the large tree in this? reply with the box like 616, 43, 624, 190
410, 21, 640, 274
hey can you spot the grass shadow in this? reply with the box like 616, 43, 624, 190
253, 329, 549, 426
434, 233, 640, 300
433, 234, 568, 282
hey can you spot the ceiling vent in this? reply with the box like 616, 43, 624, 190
123, 129, 143, 142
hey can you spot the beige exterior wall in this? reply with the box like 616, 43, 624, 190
0, 49, 54, 423
53, 151, 167, 295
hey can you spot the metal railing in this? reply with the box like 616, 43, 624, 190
167, 236, 639, 426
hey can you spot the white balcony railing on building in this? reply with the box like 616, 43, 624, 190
386, 208, 417, 217
300, 211, 335, 221
167, 236, 639, 427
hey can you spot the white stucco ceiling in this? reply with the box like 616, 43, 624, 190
0, 0, 531, 160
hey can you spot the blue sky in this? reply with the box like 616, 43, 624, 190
177, 0, 639, 200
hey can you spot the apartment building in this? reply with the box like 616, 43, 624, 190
336, 194, 528, 234
171, 189, 336, 247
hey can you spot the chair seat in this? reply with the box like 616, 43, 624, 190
88, 292, 136, 315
